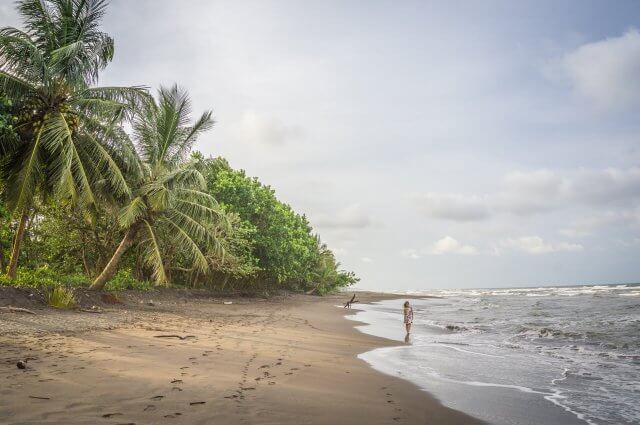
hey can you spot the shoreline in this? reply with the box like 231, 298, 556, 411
349, 296, 595, 425
0, 289, 483, 424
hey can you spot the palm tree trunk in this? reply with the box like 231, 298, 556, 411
89, 226, 138, 290
7, 211, 29, 280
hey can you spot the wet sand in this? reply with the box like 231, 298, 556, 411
0, 291, 483, 424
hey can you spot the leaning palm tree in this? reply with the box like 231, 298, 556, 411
90, 85, 224, 290
0, 0, 147, 278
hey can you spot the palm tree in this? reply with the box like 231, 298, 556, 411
90, 85, 224, 290
0, 0, 148, 278
305, 236, 340, 294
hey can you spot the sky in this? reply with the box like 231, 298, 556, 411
2, 0, 640, 290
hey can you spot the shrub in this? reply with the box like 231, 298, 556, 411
0, 266, 89, 288
44, 285, 77, 309
106, 269, 153, 291
0, 266, 58, 288
62, 273, 91, 287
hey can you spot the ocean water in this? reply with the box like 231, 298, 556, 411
349, 284, 640, 425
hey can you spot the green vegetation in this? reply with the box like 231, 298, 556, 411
0, 0, 147, 280
200, 157, 357, 294
0, 265, 86, 288
89, 85, 221, 290
0, 0, 356, 295
44, 285, 77, 309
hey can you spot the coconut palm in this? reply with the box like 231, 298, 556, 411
90, 85, 224, 290
0, 0, 148, 279
305, 236, 340, 294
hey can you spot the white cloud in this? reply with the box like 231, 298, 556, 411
313, 203, 372, 229
417, 192, 490, 221
560, 209, 640, 238
233, 110, 303, 145
561, 29, 640, 108
430, 236, 478, 255
500, 236, 583, 255
419, 168, 640, 221
501, 168, 640, 214
498, 170, 564, 214
400, 248, 421, 259
360, 257, 373, 263
568, 168, 640, 204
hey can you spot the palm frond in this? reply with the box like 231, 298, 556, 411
158, 161, 206, 190
165, 209, 212, 244
140, 219, 167, 285
173, 198, 223, 222
15, 0, 56, 52
160, 215, 209, 273
5, 125, 45, 213
76, 85, 151, 119
147, 186, 169, 212
0, 70, 39, 101
0, 29, 49, 83
118, 196, 147, 228
168, 110, 214, 164
77, 130, 133, 197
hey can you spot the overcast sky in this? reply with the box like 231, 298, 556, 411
2, 0, 640, 290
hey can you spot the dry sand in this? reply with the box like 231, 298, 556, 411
0, 290, 483, 424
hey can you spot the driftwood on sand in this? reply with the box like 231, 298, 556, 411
0, 306, 37, 315
343, 294, 359, 309
153, 335, 196, 340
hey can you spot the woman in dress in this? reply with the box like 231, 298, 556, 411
403, 301, 413, 334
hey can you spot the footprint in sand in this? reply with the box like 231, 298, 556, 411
143, 404, 156, 411
102, 413, 123, 418
171, 379, 183, 384
164, 412, 183, 418
150, 395, 164, 400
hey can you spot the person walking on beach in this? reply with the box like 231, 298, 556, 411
403, 301, 413, 334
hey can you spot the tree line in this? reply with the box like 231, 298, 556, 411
0, 0, 357, 294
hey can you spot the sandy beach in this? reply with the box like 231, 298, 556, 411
0, 289, 482, 425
